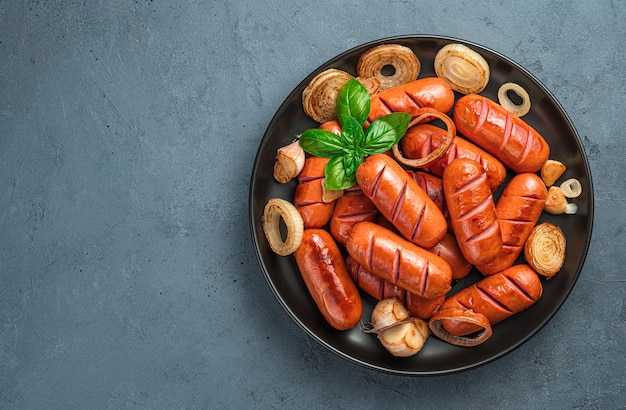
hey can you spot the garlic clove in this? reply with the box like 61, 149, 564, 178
544, 186, 568, 215
371, 298, 409, 331
378, 319, 429, 357
540, 159, 566, 187
273, 140, 305, 183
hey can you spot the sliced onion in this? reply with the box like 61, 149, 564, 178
357, 44, 421, 90
560, 178, 582, 198
392, 107, 456, 168
302, 69, 353, 123
434, 43, 490, 94
262, 198, 304, 256
428, 308, 493, 347
524, 222, 566, 277
498, 82, 531, 117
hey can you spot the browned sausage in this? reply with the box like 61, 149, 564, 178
476, 173, 547, 275
433, 264, 542, 336
356, 153, 447, 249
427, 232, 472, 280
346, 255, 444, 320
368, 77, 455, 122
443, 158, 502, 266
294, 156, 334, 228
401, 123, 507, 192
346, 221, 452, 299
329, 188, 379, 245
293, 229, 363, 330
453, 94, 550, 173
407, 170, 447, 217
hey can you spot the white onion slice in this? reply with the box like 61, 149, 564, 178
434, 43, 490, 94
498, 82, 531, 117
560, 178, 582, 198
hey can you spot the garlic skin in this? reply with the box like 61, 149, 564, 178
273, 140, 305, 183
378, 318, 430, 357
371, 298, 409, 331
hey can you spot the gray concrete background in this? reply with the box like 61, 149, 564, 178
1, 0, 624, 408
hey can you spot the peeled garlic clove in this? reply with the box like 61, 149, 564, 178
273, 140, 306, 183
540, 159, 566, 187
378, 318, 429, 357
544, 186, 569, 215
371, 298, 409, 331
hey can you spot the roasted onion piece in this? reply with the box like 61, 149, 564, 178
262, 198, 304, 256
434, 43, 490, 94
428, 308, 493, 347
357, 44, 420, 90
302, 69, 353, 123
524, 222, 566, 277
392, 107, 455, 168
498, 82, 531, 117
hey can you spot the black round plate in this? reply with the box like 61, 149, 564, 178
249, 35, 594, 375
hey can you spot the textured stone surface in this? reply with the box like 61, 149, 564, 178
1, 0, 624, 408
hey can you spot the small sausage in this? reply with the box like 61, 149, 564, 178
427, 232, 472, 280
329, 188, 379, 245
476, 173, 547, 275
443, 158, 502, 266
453, 94, 550, 173
356, 153, 447, 249
346, 256, 444, 320
294, 156, 334, 228
368, 77, 455, 123
434, 264, 543, 336
401, 123, 507, 192
407, 170, 447, 217
293, 229, 363, 330
346, 221, 452, 299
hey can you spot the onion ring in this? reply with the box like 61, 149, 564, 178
560, 178, 582, 198
302, 68, 353, 124
498, 82, 531, 117
524, 222, 566, 277
262, 198, 304, 256
392, 108, 456, 168
357, 44, 420, 90
434, 43, 490, 94
428, 308, 493, 347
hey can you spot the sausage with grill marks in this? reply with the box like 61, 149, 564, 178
345, 221, 452, 300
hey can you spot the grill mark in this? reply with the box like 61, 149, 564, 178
454, 172, 487, 196
466, 220, 499, 244
411, 204, 426, 243
475, 96, 489, 131
390, 181, 409, 223
376, 97, 394, 115
368, 164, 386, 198
336, 210, 379, 221
476, 285, 514, 313
501, 112, 513, 150
457, 191, 492, 220
519, 127, 536, 164
504, 273, 537, 301
404, 90, 425, 110
366, 231, 375, 271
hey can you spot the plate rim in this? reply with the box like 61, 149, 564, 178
248, 34, 595, 375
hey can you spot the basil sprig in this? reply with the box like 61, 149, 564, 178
299, 78, 410, 190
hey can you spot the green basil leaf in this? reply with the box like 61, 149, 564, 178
324, 156, 357, 190
343, 152, 363, 177
336, 78, 370, 127
299, 128, 346, 158
339, 115, 365, 149
362, 112, 411, 155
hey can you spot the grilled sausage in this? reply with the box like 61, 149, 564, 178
294, 156, 334, 228
293, 229, 363, 330
453, 94, 550, 173
346, 221, 452, 299
329, 188, 379, 245
356, 153, 447, 248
